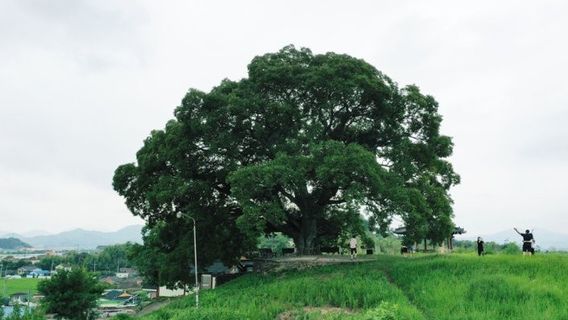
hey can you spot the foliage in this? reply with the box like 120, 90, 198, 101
89, 244, 132, 272
375, 235, 402, 255
37, 268, 104, 320
0, 260, 30, 273
35, 256, 65, 272
114, 45, 459, 259
257, 233, 293, 254
501, 242, 521, 255
35, 244, 133, 273
453, 240, 522, 255
128, 224, 168, 289
361, 302, 399, 320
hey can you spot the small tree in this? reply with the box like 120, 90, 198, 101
38, 269, 103, 320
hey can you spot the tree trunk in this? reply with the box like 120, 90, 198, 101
293, 214, 318, 255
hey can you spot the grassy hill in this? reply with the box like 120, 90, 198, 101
125, 254, 568, 320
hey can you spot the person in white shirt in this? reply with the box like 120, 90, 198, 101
349, 236, 358, 260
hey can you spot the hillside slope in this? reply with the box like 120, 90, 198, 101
0, 237, 31, 250
129, 254, 568, 320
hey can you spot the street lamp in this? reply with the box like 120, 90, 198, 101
176, 212, 199, 308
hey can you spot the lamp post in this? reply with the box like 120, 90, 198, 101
176, 212, 199, 308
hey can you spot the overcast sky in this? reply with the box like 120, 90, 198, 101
1, 0, 567, 236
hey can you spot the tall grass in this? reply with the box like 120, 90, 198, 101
380, 254, 568, 320
132, 254, 568, 320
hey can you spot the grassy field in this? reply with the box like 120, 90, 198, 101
127, 254, 568, 320
383, 254, 568, 319
0, 278, 41, 297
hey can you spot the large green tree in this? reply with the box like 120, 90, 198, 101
113, 45, 459, 256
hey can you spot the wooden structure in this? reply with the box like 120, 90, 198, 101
393, 226, 466, 251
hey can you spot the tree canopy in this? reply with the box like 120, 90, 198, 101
113, 45, 459, 258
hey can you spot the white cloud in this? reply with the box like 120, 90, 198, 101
0, 166, 141, 233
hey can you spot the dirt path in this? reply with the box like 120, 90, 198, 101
377, 262, 428, 320
135, 299, 173, 317
255, 255, 376, 273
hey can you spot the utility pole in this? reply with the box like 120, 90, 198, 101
176, 212, 199, 308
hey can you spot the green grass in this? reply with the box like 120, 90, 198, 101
382, 254, 568, 320
131, 254, 568, 320
0, 278, 40, 297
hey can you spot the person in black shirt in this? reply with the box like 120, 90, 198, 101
514, 228, 534, 256
476, 237, 484, 256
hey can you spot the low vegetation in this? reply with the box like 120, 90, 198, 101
124, 253, 568, 320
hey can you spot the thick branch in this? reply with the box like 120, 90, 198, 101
278, 187, 298, 205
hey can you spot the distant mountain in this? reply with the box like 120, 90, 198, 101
458, 229, 568, 251
16, 225, 143, 250
0, 237, 32, 250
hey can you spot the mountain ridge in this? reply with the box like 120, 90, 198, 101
0, 237, 32, 250
0, 225, 143, 250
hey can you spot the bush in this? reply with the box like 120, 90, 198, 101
502, 242, 521, 255
362, 302, 399, 320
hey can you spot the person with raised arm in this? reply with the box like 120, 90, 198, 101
476, 237, 484, 256
514, 228, 534, 256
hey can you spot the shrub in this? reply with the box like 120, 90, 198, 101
502, 242, 521, 255
362, 302, 399, 320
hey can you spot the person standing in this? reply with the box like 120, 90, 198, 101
476, 237, 484, 256
349, 236, 358, 260
514, 228, 534, 256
